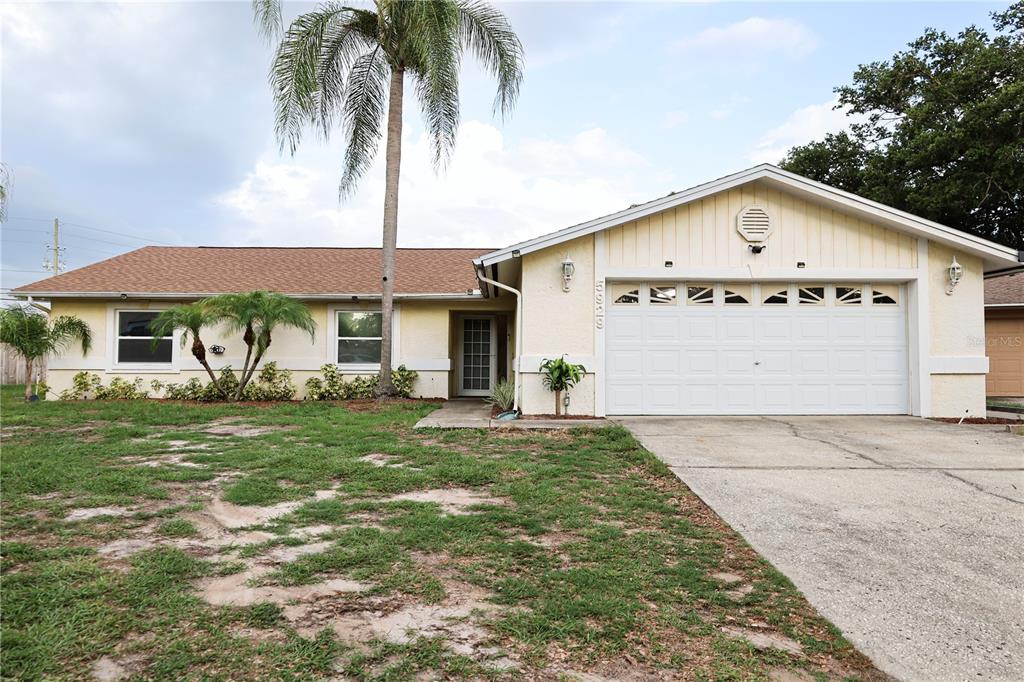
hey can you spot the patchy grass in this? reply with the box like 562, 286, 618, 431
0, 385, 885, 680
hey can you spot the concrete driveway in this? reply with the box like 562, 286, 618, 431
615, 416, 1024, 682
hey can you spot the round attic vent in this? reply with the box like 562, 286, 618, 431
736, 205, 773, 243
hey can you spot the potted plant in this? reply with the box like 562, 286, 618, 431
538, 356, 586, 417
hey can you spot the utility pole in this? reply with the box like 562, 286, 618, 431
43, 217, 65, 274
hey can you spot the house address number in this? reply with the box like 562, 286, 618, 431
595, 281, 605, 329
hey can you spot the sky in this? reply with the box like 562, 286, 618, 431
0, 1, 1008, 291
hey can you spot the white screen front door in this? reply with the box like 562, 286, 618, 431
459, 317, 497, 396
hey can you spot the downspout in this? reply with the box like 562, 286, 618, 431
476, 265, 522, 413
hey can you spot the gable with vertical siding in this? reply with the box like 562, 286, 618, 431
605, 180, 918, 270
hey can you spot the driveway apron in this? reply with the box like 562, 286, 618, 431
614, 415, 1024, 682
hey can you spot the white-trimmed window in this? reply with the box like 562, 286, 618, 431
116, 311, 172, 365
686, 284, 714, 305
650, 285, 677, 305
611, 283, 640, 305
836, 286, 863, 305
336, 311, 383, 365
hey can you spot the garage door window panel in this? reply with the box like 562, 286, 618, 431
650, 285, 677, 305
798, 286, 826, 305
763, 286, 789, 305
836, 286, 863, 305
611, 283, 640, 305
871, 285, 899, 305
724, 284, 751, 305
687, 285, 714, 305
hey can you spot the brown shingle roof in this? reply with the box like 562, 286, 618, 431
985, 271, 1024, 306
13, 246, 491, 297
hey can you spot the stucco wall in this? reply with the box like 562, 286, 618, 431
605, 180, 918, 270
44, 298, 508, 400
927, 242, 988, 417
518, 234, 595, 414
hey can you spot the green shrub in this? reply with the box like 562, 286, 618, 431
241, 362, 296, 401
486, 378, 516, 412
305, 364, 418, 400
58, 372, 148, 400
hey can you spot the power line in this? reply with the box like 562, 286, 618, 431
7, 216, 176, 246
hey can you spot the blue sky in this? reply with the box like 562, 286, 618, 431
0, 1, 1006, 291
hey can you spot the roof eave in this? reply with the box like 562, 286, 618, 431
11, 291, 484, 301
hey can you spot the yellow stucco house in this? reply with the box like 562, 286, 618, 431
14, 165, 1021, 417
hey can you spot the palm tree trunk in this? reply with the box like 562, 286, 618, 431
554, 389, 561, 417
376, 67, 404, 399
239, 332, 271, 398
235, 325, 255, 401
191, 337, 227, 399
23, 357, 33, 401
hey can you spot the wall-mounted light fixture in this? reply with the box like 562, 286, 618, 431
560, 256, 575, 292
946, 256, 964, 295
209, 345, 226, 355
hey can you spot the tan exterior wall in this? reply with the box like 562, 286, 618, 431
518, 234, 595, 414
605, 180, 918, 270
44, 297, 509, 400
927, 242, 988, 417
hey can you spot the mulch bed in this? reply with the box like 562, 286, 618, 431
930, 417, 1023, 424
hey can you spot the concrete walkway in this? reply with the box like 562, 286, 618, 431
414, 399, 491, 428
414, 399, 609, 430
615, 415, 1024, 682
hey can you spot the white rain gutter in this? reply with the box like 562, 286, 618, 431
476, 267, 522, 413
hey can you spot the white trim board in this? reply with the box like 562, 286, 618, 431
475, 164, 1020, 271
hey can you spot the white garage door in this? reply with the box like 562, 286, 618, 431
606, 282, 909, 415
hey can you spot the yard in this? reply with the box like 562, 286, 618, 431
0, 387, 885, 681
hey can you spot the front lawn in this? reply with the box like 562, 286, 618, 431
0, 386, 884, 680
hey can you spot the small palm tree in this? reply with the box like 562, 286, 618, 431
206, 291, 316, 400
0, 306, 92, 400
151, 302, 229, 399
254, 0, 523, 396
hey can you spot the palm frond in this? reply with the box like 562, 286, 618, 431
315, 8, 380, 139
405, 0, 462, 169
456, 0, 523, 117
49, 315, 93, 356
251, 0, 283, 41
337, 47, 391, 197
271, 5, 356, 155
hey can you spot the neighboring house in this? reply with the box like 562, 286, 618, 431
13, 164, 1022, 417
984, 270, 1024, 397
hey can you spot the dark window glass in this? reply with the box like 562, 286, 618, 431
337, 312, 382, 337
338, 339, 381, 364
118, 311, 165, 337
118, 339, 172, 363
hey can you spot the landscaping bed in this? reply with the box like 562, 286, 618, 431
1, 385, 886, 680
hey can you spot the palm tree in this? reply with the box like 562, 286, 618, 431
254, 0, 523, 396
0, 306, 92, 400
151, 302, 229, 399
206, 291, 316, 400
0, 163, 12, 222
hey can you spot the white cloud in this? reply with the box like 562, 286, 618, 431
674, 17, 819, 59
750, 98, 863, 164
217, 121, 651, 249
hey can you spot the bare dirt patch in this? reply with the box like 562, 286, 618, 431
384, 488, 504, 515
65, 506, 133, 522
202, 423, 296, 438
359, 453, 418, 469
205, 497, 303, 529
720, 626, 803, 656
89, 654, 144, 682
196, 567, 369, 607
